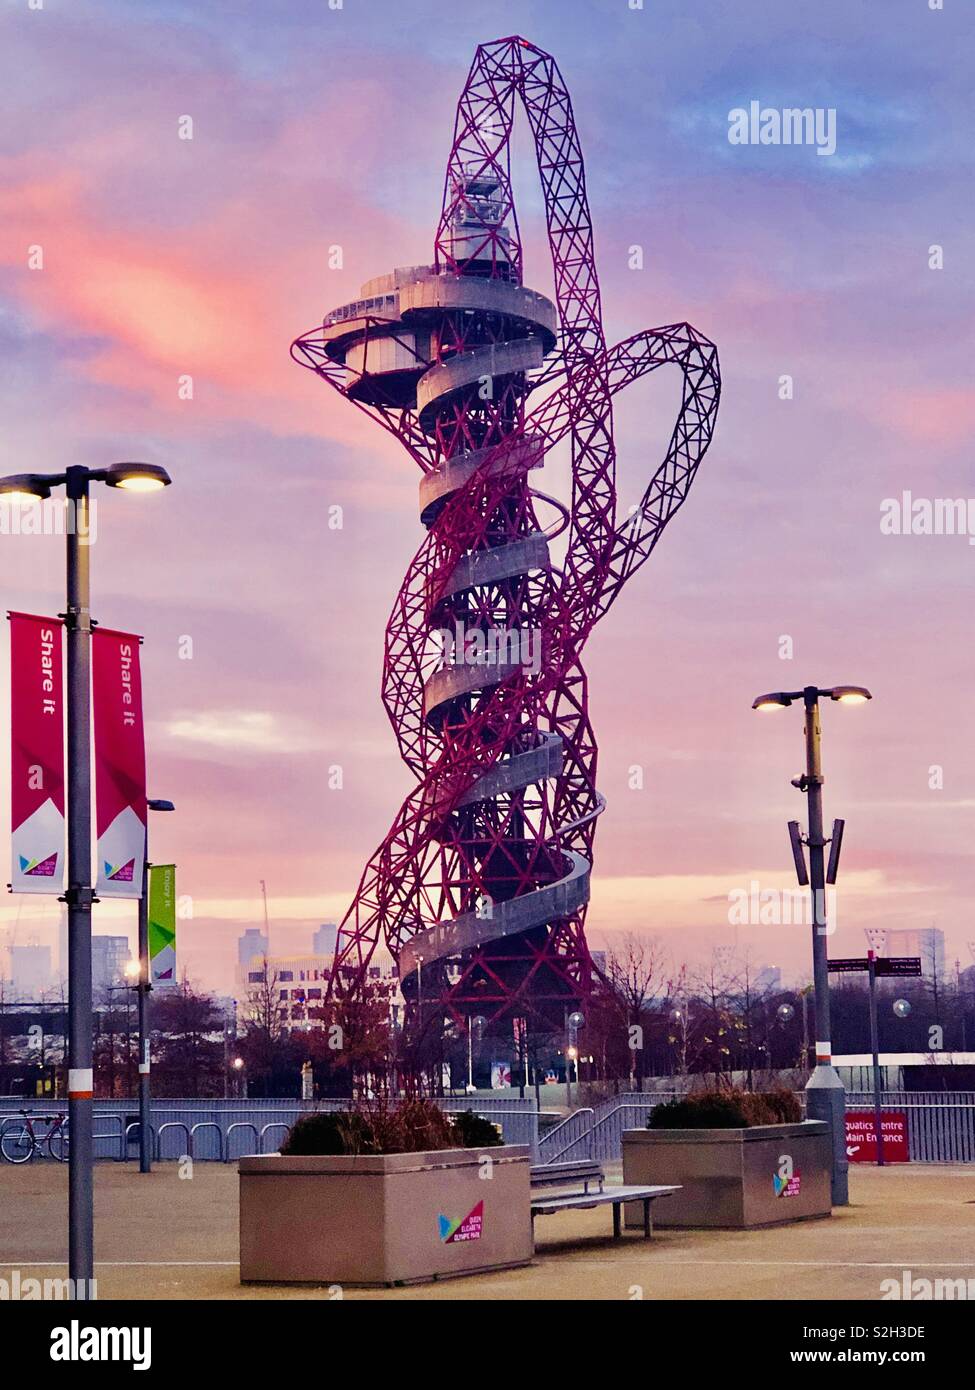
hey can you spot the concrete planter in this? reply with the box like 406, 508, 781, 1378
622, 1121, 831, 1229
239, 1145, 532, 1286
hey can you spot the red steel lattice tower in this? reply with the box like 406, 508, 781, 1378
292, 36, 720, 1044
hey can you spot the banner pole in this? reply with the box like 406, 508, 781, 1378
65, 464, 95, 1296
138, 833, 151, 1173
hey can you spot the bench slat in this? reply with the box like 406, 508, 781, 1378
530, 1160, 604, 1190
531, 1184, 678, 1213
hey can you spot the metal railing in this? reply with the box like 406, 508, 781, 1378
846, 1090, 975, 1163
3, 1091, 972, 1165
537, 1108, 594, 1163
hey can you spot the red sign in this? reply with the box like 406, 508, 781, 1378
93, 628, 147, 898
9, 613, 65, 894
846, 1111, 909, 1162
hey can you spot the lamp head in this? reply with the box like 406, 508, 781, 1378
829, 685, 872, 705
752, 692, 793, 711
0, 473, 52, 501
103, 461, 172, 492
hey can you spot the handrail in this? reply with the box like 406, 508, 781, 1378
225, 1122, 259, 1161
189, 1121, 225, 1162
121, 1121, 156, 1161
539, 1108, 595, 1164
259, 1122, 291, 1153
155, 1121, 190, 1159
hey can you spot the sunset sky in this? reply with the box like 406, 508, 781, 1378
1, 0, 972, 996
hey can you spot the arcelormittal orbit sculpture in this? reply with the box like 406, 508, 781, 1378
293, 37, 720, 1044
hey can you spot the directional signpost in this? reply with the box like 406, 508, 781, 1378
827, 953, 922, 1164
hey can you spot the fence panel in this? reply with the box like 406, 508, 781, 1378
843, 1092, 975, 1163
3, 1092, 972, 1165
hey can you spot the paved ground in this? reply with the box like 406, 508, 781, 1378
1, 1161, 973, 1300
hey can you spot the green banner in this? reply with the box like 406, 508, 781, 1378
148, 863, 177, 988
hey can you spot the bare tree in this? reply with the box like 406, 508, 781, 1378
603, 933, 664, 1086
241, 956, 285, 1093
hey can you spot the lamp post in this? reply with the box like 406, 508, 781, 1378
233, 1055, 246, 1098
565, 1010, 584, 1108
1, 461, 171, 1295
751, 683, 871, 1207
466, 1014, 485, 1093
137, 798, 175, 1173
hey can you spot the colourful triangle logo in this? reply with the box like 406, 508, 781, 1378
20, 852, 58, 877
773, 1169, 801, 1197
438, 1199, 484, 1244
104, 858, 135, 882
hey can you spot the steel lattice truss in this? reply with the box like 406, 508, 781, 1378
292, 36, 721, 1040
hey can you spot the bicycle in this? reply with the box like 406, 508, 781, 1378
0, 1110, 69, 1163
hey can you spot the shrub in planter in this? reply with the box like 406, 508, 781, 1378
627, 1086, 827, 1229
745, 1086, 801, 1126
451, 1109, 504, 1149
280, 1110, 371, 1155
279, 1099, 504, 1157
648, 1086, 801, 1130
371, 1098, 457, 1154
649, 1090, 748, 1129
241, 1097, 531, 1285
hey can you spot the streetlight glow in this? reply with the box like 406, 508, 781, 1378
751, 692, 793, 711
830, 686, 872, 705
103, 461, 172, 492
0, 473, 53, 501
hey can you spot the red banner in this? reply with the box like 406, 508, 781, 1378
93, 627, 146, 898
9, 613, 65, 893
846, 1111, 909, 1163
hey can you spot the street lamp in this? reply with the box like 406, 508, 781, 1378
108, 968, 140, 1096
466, 1014, 486, 1093
136, 798, 175, 1174
1, 461, 171, 1296
565, 1010, 584, 1106
751, 683, 872, 1207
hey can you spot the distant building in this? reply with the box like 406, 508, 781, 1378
312, 923, 338, 955
238, 927, 268, 968
884, 928, 946, 984
237, 949, 400, 1031
10, 945, 52, 999
755, 965, 782, 993
91, 935, 131, 1000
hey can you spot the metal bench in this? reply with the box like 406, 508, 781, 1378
530, 1159, 679, 1240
